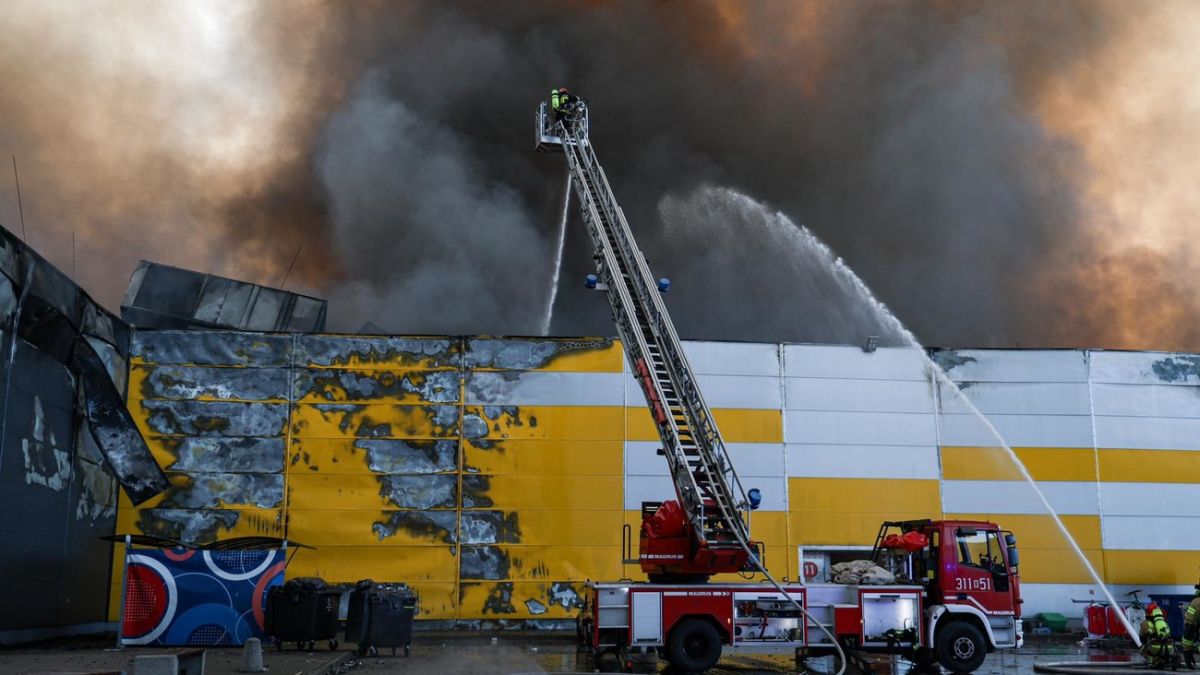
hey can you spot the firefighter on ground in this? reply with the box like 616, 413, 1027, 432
1141, 602, 1177, 669
1183, 585, 1200, 669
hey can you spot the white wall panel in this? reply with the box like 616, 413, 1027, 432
1091, 383, 1200, 418
937, 382, 1092, 416
1090, 350, 1200, 385
1099, 483, 1200, 517
784, 378, 933, 414
1093, 415, 1200, 451
938, 413, 1094, 448
784, 410, 937, 446
625, 374, 781, 410
682, 342, 779, 377
941, 480, 1099, 515
1019, 584, 1104, 619
783, 345, 929, 381
785, 444, 941, 479
625, 441, 785, 478
934, 349, 1089, 383
1102, 516, 1200, 551
624, 475, 787, 511
466, 371, 624, 406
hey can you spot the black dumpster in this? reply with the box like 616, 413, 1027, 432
266, 577, 341, 651
346, 580, 417, 656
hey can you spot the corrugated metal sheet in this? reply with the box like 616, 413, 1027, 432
121, 260, 327, 332
0, 220, 157, 636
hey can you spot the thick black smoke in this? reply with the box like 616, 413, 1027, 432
5, 1, 1197, 349
288, 1, 1128, 347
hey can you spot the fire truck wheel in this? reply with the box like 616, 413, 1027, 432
667, 618, 722, 672
935, 621, 987, 673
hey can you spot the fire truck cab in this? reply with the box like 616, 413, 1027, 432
580, 519, 1022, 673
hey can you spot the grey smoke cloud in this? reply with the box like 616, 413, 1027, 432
317, 72, 550, 334
655, 186, 910, 346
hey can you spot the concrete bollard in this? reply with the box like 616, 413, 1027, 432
240, 638, 264, 673
132, 654, 179, 675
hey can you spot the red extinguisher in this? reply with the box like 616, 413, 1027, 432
1084, 593, 1109, 640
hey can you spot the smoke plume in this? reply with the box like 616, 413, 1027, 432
1, 1, 1198, 350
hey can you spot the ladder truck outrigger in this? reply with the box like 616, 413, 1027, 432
535, 98, 1024, 674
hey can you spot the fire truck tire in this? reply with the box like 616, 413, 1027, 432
935, 621, 987, 673
666, 618, 723, 672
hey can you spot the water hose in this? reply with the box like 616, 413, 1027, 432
1033, 660, 1170, 675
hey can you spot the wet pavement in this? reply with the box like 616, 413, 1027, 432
0, 634, 1153, 675
337, 634, 1147, 674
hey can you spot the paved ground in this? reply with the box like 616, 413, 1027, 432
0, 636, 347, 675
322, 635, 1138, 675
0, 634, 1147, 675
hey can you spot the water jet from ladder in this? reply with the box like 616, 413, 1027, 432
704, 185, 1141, 646
541, 172, 571, 336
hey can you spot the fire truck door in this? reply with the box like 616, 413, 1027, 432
950, 528, 1014, 614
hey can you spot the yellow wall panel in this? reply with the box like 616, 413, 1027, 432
410, 582, 458, 618
465, 545, 622, 581
294, 368, 460, 404
521, 345, 623, 373
469, 475, 622, 510
464, 439, 622, 476
299, 336, 461, 371
286, 546, 458, 584
788, 477, 942, 545
788, 478, 942, 513
499, 510, 625, 546
941, 447, 1097, 482
288, 509, 457, 547
127, 365, 291, 404
287, 438, 458, 476
467, 340, 623, 373
1099, 449, 1200, 483
117, 473, 284, 511
789, 512, 939, 546
464, 405, 625, 441
117, 505, 285, 539
292, 403, 459, 440
287, 474, 454, 510
626, 408, 782, 443
1103, 550, 1200, 585
458, 581, 592, 619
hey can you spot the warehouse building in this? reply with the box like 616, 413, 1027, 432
1, 224, 1197, 640
113, 329, 1199, 622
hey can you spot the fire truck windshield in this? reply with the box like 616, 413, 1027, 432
956, 529, 1007, 575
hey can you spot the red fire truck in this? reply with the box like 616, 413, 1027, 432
537, 99, 1023, 673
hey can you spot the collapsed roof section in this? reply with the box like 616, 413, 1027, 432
0, 226, 168, 504
121, 261, 327, 332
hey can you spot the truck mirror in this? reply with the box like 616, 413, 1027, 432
1007, 546, 1019, 568
1004, 533, 1017, 546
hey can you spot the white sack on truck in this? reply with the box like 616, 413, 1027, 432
830, 560, 896, 585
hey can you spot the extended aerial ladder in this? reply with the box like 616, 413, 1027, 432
536, 101, 760, 580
